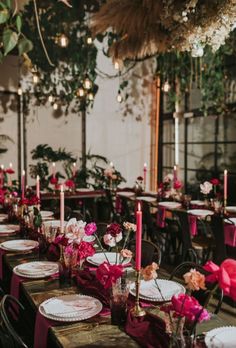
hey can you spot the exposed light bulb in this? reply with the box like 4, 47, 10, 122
117, 91, 123, 103
58, 34, 69, 48
83, 77, 92, 90
53, 102, 58, 110
88, 92, 94, 101
114, 61, 120, 70
17, 85, 23, 96
163, 81, 171, 93
48, 95, 54, 103
77, 88, 85, 97
33, 73, 39, 84
87, 37, 93, 44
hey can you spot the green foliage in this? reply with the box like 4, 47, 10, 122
22, 0, 103, 114
31, 144, 76, 163
0, 0, 33, 59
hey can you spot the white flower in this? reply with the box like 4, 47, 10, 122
200, 181, 213, 195
164, 173, 174, 183
103, 232, 122, 247
65, 218, 86, 241
123, 222, 136, 232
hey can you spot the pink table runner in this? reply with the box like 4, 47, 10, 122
0, 248, 6, 279
224, 224, 236, 247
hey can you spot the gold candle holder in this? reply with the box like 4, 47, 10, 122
131, 270, 146, 317
224, 198, 227, 214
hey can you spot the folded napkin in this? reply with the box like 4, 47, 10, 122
188, 215, 197, 236
76, 269, 111, 307
34, 311, 59, 348
10, 273, 27, 300
42, 297, 95, 317
224, 224, 236, 247
125, 310, 170, 348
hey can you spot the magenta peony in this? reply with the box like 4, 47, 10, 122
96, 261, 124, 289
55, 235, 69, 246
84, 222, 97, 236
106, 223, 122, 237
76, 241, 95, 261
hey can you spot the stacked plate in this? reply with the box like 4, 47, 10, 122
0, 239, 39, 252
39, 294, 102, 322
40, 211, 54, 219
129, 279, 185, 302
14, 261, 58, 279
0, 224, 19, 236
190, 200, 205, 206
187, 209, 214, 217
158, 202, 182, 209
205, 326, 236, 347
136, 196, 157, 203
87, 252, 131, 266
0, 214, 8, 222
117, 191, 135, 198
226, 206, 236, 213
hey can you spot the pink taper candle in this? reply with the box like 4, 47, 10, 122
136, 202, 142, 271
36, 175, 40, 200
21, 170, 25, 199
52, 162, 56, 179
143, 163, 147, 190
173, 165, 177, 183
224, 169, 228, 201
60, 184, 64, 234
8, 162, 12, 187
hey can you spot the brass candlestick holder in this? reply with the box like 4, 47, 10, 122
131, 270, 146, 317
224, 198, 227, 214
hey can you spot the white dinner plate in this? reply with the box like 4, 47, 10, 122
136, 196, 157, 203
187, 209, 214, 217
116, 191, 135, 198
82, 235, 96, 243
224, 217, 236, 225
226, 206, 236, 213
130, 279, 185, 302
0, 224, 19, 234
0, 239, 39, 252
205, 326, 236, 347
39, 294, 102, 322
158, 202, 182, 209
76, 188, 94, 192
190, 200, 205, 206
13, 261, 58, 279
0, 214, 8, 222
87, 252, 131, 266
40, 210, 54, 218
43, 220, 66, 227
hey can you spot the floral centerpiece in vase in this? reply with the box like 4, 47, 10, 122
158, 174, 182, 201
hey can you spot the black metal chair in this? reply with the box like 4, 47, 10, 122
0, 294, 29, 348
169, 261, 223, 315
127, 239, 162, 267
210, 214, 230, 265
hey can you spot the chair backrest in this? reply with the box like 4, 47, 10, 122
169, 261, 223, 315
0, 294, 28, 348
210, 215, 227, 265
127, 239, 162, 267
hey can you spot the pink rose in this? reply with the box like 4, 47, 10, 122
107, 223, 122, 237
77, 241, 95, 261
85, 222, 97, 236
120, 249, 133, 258
65, 179, 75, 188
183, 268, 206, 291
5, 168, 15, 174
50, 177, 58, 185
173, 180, 182, 190
96, 261, 124, 289
210, 178, 220, 186
141, 262, 159, 281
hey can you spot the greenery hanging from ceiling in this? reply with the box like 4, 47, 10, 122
0, 0, 33, 62
22, 0, 103, 115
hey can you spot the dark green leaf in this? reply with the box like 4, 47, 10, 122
5, 0, 12, 9
16, 15, 22, 32
18, 37, 33, 55
3, 29, 18, 55
0, 8, 9, 24
0, 2, 7, 9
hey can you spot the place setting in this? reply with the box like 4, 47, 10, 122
13, 261, 59, 279
0, 239, 39, 252
0, 224, 20, 236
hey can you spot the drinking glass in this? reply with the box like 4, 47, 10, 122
110, 278, 129, 325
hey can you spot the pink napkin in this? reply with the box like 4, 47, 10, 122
204, 259, 236, 300
224, 224, 236, 247
34, 311, 59, 348
0, 248, 6, 279
115, 196, 122, 214
188, 215, 197, 236
157, 207, 166, 228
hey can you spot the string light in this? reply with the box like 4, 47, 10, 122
117, 90, 123, 103
88, 92, 94, 101
83, 77, 92, 90
48, 95, 54, 103
162, 81, 171, 93
114, 61, 120, 70
32, 73, 39, 84
53, 102, 58, 110
77, 88, 85, 97
17, 84, 23, 96
87, 37, 93, 44
58, 34, 69, 48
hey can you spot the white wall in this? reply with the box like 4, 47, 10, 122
0, 52, 153, 188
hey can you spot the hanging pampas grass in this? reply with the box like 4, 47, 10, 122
91, 0, 236, 61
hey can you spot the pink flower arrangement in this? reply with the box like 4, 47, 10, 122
141, 262, 159, 281
210, 178, 220, 186
55, 234, 69, 246
183, 268, 206, 291
5, 168, 15, 175
19, 196, 40, 206
107, 223, 122, 237
65, 179, 75, 188
84, 222, 97, 236
76, 241, 95, 262
96, 261, 124, 289
161, 294, 210, 323
173, 180, 182, 190
50, 177, 58, 185
103, 231, 122, 247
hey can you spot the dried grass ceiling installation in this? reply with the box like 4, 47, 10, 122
91, 0, 236, 61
